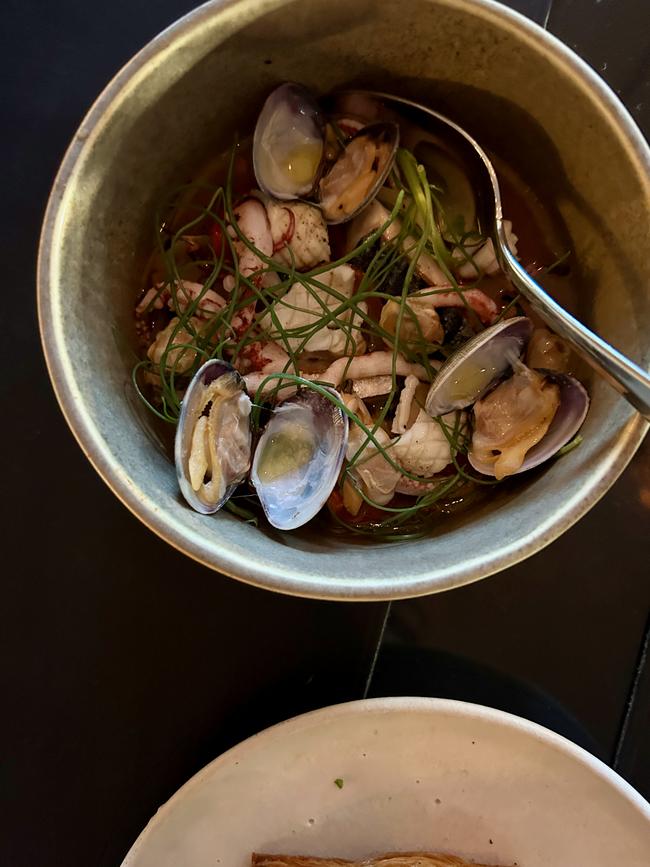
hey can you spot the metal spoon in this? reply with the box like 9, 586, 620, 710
346, 91, 650, 420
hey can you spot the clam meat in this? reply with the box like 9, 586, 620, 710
175, 360, 252, 514
319, 122, 399, 224
526, 326, 571, 372
468, 361, 589, 479
251, 387, 348, 530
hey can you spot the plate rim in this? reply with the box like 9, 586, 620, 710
121, 696, 650, 866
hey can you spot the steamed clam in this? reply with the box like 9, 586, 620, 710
468, 363, 589, 479
251, 387, 348, 530
253, 82, 326, 200
424, 315, 589, 479
175, 360, 252, 514
253, 82, 399, 224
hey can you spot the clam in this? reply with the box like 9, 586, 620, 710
468, 363, 589, 479
253, 82, 326, 200
319, 122, 399, 224
425, 316, 534, 417
251, 387, 348, 530
175, 359, 252, 514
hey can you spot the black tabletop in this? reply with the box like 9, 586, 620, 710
2, 1, 649, 865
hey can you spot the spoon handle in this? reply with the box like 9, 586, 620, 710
499, 243, 650, 422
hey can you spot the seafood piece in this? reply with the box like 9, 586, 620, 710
230, 197, 274, 281
347, 199, 392, 249
348, 201, 448, 286
332, 117, 364, 137
136, 286, 166, 315
469, 361, 589, 479
342, 395, 401, 511
147, 317, 203, 374
259, 264, 366, 357
425, 316, 533, 417
420, 287, 498, 326
222, 197, 277, 294
313, 351, 433, 389
350, 375, 392, 400
319, 123, 399, 224
243, 349, 432, 398
137, 280, 226, 321
237, 340, 290, 376
171, 281, 225, 320
175, 360, 252, 514
393, 408, 458, 477
457, 220, 518, 279
253, 83, 325, 200
260, 196, 331, 269
394, 475, 444, 495
343, 388, 458, 509
251, 387, 348, 530
392, 374, 420, 435
380, 295, 444, 349
526, 326, 571, 372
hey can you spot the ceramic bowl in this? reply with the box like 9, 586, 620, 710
38, 0, 650, 599
121, 697, 650, 866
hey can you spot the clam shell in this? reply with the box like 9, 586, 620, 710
468, 372, 590, 477
319, 122, 399, 224
253, 82, 325, 200
251, 387, 348, 530
425, 316, 533, 417
175, 359, 252, 515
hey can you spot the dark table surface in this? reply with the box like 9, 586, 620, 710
2, 1, 649, 865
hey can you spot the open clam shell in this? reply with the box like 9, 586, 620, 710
425, 316, 533, 417
468, 371, 590, 477
175, 359, 252, 515
251, 387, 348, 530
319, 122, 399, 224
253, 82, 326, 200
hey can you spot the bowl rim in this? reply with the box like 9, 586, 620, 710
121, 695, 650, 865
37, 0, 650, 601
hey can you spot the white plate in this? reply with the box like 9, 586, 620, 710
122, 698, 650, 867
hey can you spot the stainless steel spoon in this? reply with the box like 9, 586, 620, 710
347, 91, 650, 420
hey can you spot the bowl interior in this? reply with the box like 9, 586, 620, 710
39, 0, 650, 598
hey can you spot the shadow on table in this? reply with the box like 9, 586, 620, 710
368, 643, 603, 759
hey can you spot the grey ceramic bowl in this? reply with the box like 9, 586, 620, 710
38, 0, 649, 600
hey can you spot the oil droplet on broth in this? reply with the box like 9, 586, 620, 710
257, 424, 315, 483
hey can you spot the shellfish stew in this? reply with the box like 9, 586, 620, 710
132, 84, 590, 540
